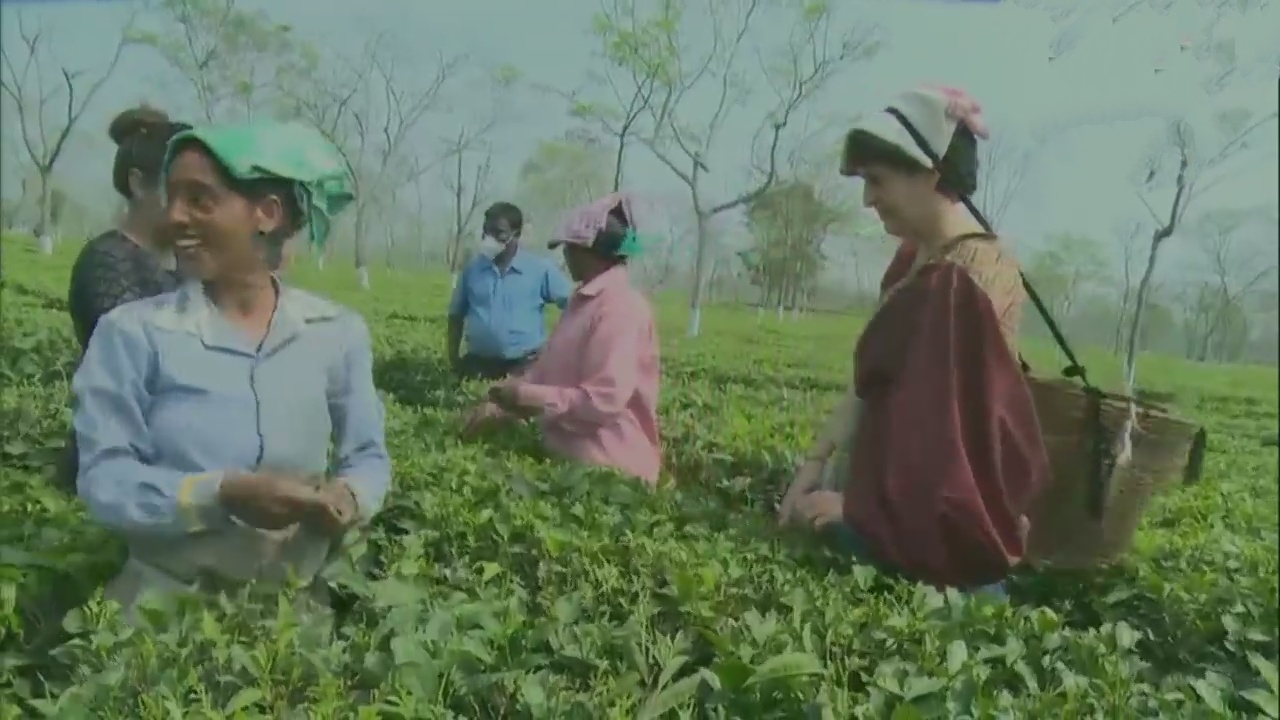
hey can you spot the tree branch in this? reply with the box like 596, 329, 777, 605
707, 13, 876, 216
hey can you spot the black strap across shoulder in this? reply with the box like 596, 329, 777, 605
885, 107, 1115, 519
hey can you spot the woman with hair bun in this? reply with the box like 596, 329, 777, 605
55, 107, 193, 495
777, 87, 1050, 598
67, 106, 192, 351
464, 192, 663, 486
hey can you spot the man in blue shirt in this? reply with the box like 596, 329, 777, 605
447, 201, 573, 380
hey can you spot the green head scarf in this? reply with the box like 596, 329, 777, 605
162, 121, 355, 251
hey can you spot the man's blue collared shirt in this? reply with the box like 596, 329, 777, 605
448, 249, 572, 360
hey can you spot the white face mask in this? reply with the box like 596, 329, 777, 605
477, 235, 505, 259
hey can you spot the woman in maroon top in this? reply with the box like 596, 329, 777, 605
777, 87, 1050, 597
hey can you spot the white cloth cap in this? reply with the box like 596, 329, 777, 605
841, 86, 989, 176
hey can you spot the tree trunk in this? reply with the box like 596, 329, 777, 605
353, 204, 370, 290
1122, 241, 1162, 394
36, 171, 54, 255
686, 212, 709, 337
1112, 294, 1130, 354
1197, 316, 1216, 362
1111, 238, 1167, 466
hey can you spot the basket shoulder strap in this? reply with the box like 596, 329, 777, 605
882, 108, 1093, 386
1017, 269, 1090, 384
882, 104, 1115, 518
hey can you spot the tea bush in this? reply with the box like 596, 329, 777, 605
1, 237, 1276, 719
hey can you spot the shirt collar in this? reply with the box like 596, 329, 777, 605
156, 277, 342, 355
575, 264, 628, 299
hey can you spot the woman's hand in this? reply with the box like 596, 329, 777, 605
487, 383, 516, 411
462, 401, 509, 438
778, 458, 824, 526
795, 490, 845, 529
487, 382, 532, 414
302, 480, 360, 537
218, 472, 321, 530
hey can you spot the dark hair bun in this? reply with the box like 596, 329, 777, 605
108, 105, 171, 146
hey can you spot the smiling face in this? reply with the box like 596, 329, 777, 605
163, 145, 289, 282
858, 162, 944, 240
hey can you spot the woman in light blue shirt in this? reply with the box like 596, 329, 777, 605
72, 122, 391, 622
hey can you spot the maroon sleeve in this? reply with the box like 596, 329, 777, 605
846, 262, 1049, 589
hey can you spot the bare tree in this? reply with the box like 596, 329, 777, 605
288, 37, 458, 287
514, 131, 613, 241
1111, 219, 1144, 353
591, 0, 880, 336
641, 219, 682, 290
1022, 0, 1255, 65
1114, 110, 1277, 460
976, 135, 1029, 228
409, 173, 431, 267
534, 0, 665, 192
1180, 210, 1277, 361
1025, 232, 1109, 341
582, 190, 694, 292
744, 179, 844, 317
1123, 112, 1276, 379
0, 15, 133, 250
132, 0, 315, 122
440, 124, 495, 288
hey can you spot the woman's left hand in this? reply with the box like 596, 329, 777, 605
795, 490, 845, 529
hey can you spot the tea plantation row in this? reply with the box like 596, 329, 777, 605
1, 238, 1276, 718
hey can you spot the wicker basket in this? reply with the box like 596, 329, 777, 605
1024, 376, 1203, 568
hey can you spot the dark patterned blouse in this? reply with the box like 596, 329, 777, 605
67, 230, 179, 351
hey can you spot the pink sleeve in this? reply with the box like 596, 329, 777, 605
511, 313, 643, 428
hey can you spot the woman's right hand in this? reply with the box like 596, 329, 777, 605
778, 458, 824, 526
462, 401, 508, 438
218, 472, 320, 530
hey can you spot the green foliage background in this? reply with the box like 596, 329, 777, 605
0, 236, 1276, 718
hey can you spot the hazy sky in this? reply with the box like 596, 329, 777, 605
2, 0, 1276, 276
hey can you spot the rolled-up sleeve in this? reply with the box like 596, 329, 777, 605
73, 310, 227, 534
329, 314, 392, 522
447, 268, 469, 317
512, 315, 642, 430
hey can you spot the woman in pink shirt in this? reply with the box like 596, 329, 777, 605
463, 193, 663, 485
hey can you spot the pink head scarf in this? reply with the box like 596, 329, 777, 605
552, 192, 639, 249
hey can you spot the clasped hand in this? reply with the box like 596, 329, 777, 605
487, 382, 533, 415
461, 383, 539, 438
218, 472, 358, 536
777, 459, 844, 529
